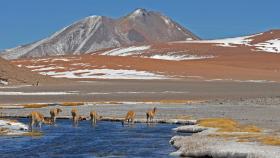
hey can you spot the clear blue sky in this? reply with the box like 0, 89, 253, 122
0, 0, 279, 50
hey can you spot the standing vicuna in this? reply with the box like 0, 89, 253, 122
90, 111, 102, 125
146, 107, 157, 123
29, 111, 51, 131
71, 108, 79, 126
50, 108, 62, 124
122, 110, 136, 126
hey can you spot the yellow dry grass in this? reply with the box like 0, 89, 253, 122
258, 136, 280, 146
198, 118, 237, 130
236, 133, 261, 141
200, 118, 280, 146
198, 118, 261, 133
0, 128, 8, 135
209, 133, 260, 140
22, 104, 49, 108
22, 131, 43, 137
237, 125, 262, 133
209, 133, 280, 146
61, 102, 84, 106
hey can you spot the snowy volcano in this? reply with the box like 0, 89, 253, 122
0, 9, 199, 60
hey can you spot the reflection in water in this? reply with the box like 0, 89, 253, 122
0, 119, 188, 158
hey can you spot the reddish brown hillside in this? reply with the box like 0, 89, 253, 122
0, 57, 61, 85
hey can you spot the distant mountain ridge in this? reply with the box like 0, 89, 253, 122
0, 9, 199, 60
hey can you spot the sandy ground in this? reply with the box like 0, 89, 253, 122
1, 80, 280, 104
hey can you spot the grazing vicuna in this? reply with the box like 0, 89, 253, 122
71, 108, 79, 125
50, 108, 62, 124
90, 111, 102, 125
122, 110, 136, 126
29, 111, 49, 130
146, 107, 157, 123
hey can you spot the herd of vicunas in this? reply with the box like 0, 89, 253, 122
28, 107, 157, 130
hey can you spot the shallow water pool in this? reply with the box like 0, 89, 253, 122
0, 119, 186, 158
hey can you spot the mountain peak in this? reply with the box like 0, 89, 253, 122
85, 15, 100, 19
82, 15, 103, 21
129, 8, 150, 18
134, 8, 148, 13
0, 9, 199, 59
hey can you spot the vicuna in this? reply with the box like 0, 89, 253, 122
122, 110, 136, 126
146, 107, 157, 123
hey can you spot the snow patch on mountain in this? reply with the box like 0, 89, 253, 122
101, 46, 150, 56
209, 35, 258, 47
40, 69, 167, 79
149, 54, 214, 61
161, 15, 172, 26
101, 46, 215, 61
174, 34, 262, 47
32, 66, 64, 72
255, 39, 280, 53
170, 32, 280, 54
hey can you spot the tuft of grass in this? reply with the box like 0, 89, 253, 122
0, 128, 9, 135
22, 131, 43, 137
208, 133, 242, 141
198, 118, 238, 130
236, 133, 261, 141
23, 104, 49, 108
61, 102, 84, 106
198, 118, 261, 133
217, 124, 262, 133
209, 133, 261, 142
258, 136, 280, 146
210, 133, 280, 146
238, 125, 262, 133
202, 118, 280, 146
